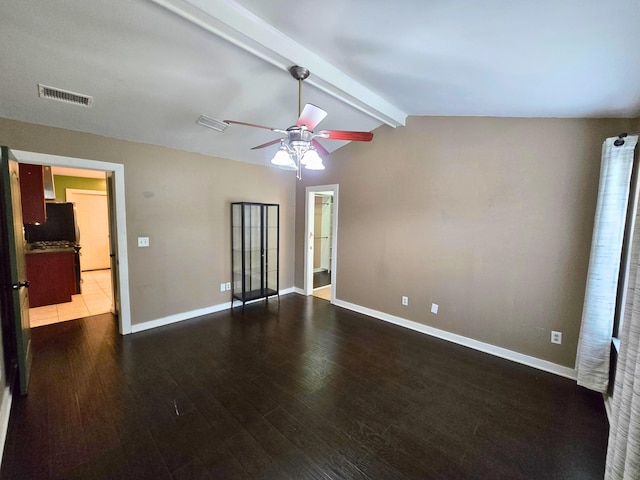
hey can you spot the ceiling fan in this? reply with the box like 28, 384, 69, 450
224, 66, 374, 179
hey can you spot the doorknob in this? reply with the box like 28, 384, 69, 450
11, 281, 30, 290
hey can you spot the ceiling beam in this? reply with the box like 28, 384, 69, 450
150, 0, 407, 127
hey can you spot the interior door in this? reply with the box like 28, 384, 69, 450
0, 147, 32, 395
106, 173, 120, 316
66, 190, 110, 270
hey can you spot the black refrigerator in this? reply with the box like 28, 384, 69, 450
24, 202, 80, 243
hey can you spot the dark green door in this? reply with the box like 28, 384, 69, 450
0, 147, 32, 395
106, 173, 119, 317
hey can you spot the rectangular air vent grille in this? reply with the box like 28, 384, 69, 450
196, 115, 229, 132
37, 84, 93, 107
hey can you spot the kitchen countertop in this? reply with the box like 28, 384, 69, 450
25, 246, 77, 255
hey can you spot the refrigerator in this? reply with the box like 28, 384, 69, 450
24, 202, 80, 244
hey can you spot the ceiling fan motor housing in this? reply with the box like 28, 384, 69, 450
286, 126, 313, 142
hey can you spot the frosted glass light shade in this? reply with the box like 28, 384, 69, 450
278, 163, 297, 171
302, 149, 324, 170
305, 161, 325, 170
271, 149, 295, 167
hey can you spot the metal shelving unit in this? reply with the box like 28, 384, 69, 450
231, 202, 279, 309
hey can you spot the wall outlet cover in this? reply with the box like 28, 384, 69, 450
225, 282, 231, 290
402, 296, 409, 306
551, 331, 562, 344
137, 236, 150, 247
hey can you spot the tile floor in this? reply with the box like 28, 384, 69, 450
29, 269, 113, 328
312, 285, 331, 301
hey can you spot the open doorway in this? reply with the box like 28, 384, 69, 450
312, 193, 333, 301
11, 150, 131, 335
305, 185, 339, 302
28, 171, 113, 327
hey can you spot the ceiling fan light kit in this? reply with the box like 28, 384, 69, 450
271, 144, 295, 167
224, 66, 373, 179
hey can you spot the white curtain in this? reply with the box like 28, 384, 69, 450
606, 136, 640, 479
576, 135, 638, 392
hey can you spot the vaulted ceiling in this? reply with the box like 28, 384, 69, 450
1, 0, 639, 166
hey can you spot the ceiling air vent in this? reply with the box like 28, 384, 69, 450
196, 115, 229, 132
37, 84, 93, 107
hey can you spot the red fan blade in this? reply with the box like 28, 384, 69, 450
312, 139, 330, 157
297, 104, 328, 130
224, 119, 281, 132
317, 130, 373, 142
251, 138, 283, 150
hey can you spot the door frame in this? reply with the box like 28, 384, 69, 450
304, 184, 339, 302
12, 150, 132, 335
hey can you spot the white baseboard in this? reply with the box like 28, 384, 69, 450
0, 386, 12, 466
332, 298, 577, 380
131, 287, 295, 334
130, 288, 576, 380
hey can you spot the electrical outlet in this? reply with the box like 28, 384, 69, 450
431, 303, 439, 314
137, 236, 150, 247
226, 282, 231, 291
551, 331, 562, 345
402, 296, 409, 306
220, 283, 226, 292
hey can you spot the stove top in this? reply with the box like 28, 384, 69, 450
29, 241, 80, 250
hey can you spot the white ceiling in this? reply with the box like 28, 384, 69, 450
1, 0, 639, 167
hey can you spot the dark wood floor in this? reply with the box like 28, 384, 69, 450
1, 294, 608, 479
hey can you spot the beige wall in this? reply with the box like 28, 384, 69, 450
0, 117, 296, 326
295, 116, 639, 367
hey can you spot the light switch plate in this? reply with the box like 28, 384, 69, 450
431, 303, 439, 314
137, 236, 150, 247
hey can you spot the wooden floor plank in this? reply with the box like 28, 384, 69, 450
0, 298, 607, 480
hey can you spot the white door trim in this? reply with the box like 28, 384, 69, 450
304, 184, 339, 302
11, 150, 132, 335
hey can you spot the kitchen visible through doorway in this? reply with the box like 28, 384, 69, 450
29, 269, 113, 327
27, 166, 113, 327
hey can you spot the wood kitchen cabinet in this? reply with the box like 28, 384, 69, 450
19, 163, 46, 224
26, 251, 76, 307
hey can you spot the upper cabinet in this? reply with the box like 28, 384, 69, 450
19, 163, 46, 225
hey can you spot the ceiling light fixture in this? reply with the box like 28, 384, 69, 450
224, 66, 373, 180
270, 129, 325, 174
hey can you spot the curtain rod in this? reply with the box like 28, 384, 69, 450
614, 132, 640, 147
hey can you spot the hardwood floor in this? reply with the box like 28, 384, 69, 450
1, 294, 608, 479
